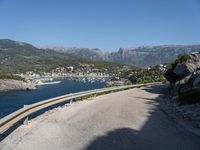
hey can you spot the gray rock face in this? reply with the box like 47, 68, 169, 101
173, 61, 200, 78
179, 75, 191, 85
173, 63, 190, 77
0, 79, 36, 92
170, 53, 200, 102
193, 76, 200, 87
173, 54, 200, 78
48, 45, 200, 67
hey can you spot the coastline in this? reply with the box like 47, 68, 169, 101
0, 75, 109, 92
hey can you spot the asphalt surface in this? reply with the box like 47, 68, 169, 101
0, 84, 200, 150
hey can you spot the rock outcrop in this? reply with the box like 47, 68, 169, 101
173, 54, 200, 77
0, 79, 36, 92
165, 53, 200, 103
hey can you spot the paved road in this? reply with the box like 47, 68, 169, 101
0, 84, 200, 150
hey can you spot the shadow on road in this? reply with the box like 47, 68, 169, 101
85, 128, 139, 150
84, 84, 200, 150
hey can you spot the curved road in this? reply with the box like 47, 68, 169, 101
0, 84, 200, 150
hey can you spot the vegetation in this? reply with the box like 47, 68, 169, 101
0, 72, 25, 81
0, 39, 169, 84
124, 80, 132, 85
121, 65, 167, 84
0, 39, 132, 75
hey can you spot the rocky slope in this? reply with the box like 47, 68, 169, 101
164, 53, 200, 104
0, 79, 36, 92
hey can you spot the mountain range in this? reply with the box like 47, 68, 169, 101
0, 39, 127, 73
1, 39, 200, 73
44, 45, 200, 67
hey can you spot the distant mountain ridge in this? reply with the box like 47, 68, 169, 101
45, 45, 200, 67
0, 39, 127, 73
40, 46, 108, 60
1, 39, 200, 69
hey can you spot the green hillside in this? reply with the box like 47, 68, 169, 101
0, 39, 130, 75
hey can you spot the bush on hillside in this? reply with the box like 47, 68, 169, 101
0, 72, 25, 81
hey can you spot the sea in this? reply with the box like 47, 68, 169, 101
0, 78, 106, 119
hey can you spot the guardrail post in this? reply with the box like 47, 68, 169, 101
23, 117, 29, 125
70, 99, 73, 104
23, 105, 28, 108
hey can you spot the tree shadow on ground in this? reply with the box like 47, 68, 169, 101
84, 84, 200, 150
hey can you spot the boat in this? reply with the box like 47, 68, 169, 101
36, 81, 61, 86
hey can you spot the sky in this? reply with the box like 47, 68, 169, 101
0, 0, 200, 51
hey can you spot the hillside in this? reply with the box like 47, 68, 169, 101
47, 45, 200, 67
0, 39, 130, 74
2, 39, 200, 74
43, 46, 107, 60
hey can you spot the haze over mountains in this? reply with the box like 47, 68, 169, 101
43, 45, 200, 67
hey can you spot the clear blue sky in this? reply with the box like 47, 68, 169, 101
0, 0, 200, 51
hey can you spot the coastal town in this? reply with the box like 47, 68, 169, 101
0, 63, 168, 92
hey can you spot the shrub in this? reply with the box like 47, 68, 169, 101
144, 76, 153, 83
156, 75, 167, 83
125, 80, 132, 85
0, 72, 25, 81
136, 78, 143, 84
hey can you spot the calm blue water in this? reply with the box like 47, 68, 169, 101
0, 79, 105, 118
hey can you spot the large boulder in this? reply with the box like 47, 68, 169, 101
165, 53, 200, 103
173, 53, 200, 78
164, 54, 191, 83
165, 53, 200, 82
173, 62, 197, 77
193, 76, 200, 87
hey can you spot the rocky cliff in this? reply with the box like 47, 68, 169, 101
48, 45, 200, 67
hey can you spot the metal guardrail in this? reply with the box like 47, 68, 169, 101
0, 83, 157, 134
